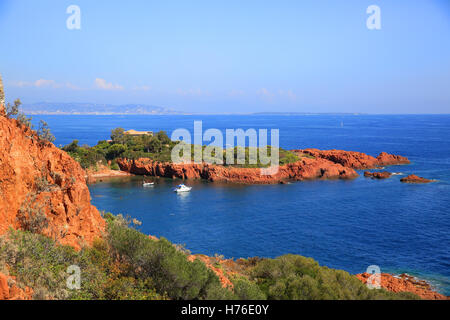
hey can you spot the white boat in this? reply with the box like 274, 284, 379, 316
143, 181, 155, 187
174, 184, 192, 193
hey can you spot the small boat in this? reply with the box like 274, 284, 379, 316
143, 181, 155, 187
174, 184, 192, 193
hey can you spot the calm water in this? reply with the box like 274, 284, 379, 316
32, 114, 450, 295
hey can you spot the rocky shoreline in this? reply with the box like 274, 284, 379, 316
85, 164, 132, 184
116, 149, 411, 184
357, 272, 448, 300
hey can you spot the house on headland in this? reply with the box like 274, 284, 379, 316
124, 129, 153, 136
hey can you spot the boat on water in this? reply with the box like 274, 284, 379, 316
174, 184, 192, 193
143, 181, 155, 187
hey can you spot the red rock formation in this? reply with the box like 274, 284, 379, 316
117, 156, 358, 184
117, 148, 409, 184
85, 164, 132, 184
376, 152, 410, 166
0, 272, 33, 300
400, 174, 434, 184
356, 273, 448, 300
299, 149, 410, 169
364, 171, 392, 179
0, 116, 105, 249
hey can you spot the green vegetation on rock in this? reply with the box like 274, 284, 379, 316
63, 127, 300, 169
0, 213, 419, 300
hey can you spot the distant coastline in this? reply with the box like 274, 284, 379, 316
21, 102, 188, 115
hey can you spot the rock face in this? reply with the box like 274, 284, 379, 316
117, 156, 358, 184
356, 273, 448, 300
0, 272, 33, 300
301, 149, 410, 169
0, 116, 105, 249
364, 171, 392, 179
400, 174, 433, 184
376, 152, 410, 166
117, 149, 409, 184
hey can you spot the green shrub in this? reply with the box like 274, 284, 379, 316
110, 161, 120, 170
232, 277, 266, 300
0, 215, 421, 301
106, 215, 230, 300
250, 254, 419, 300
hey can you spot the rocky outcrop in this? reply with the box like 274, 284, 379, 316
117, 149, 409, 184
85, 164, 132, 184
356, 273, 448, 300
376, 152, 410, 166
117, 156, 358, 184
0, 116, 105, 249
0, 272, 33, 300
364, 171, 392, 179
300, 149, 410, 170
400, 174, 434, 184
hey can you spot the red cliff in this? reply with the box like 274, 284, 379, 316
0, 116, 105, 249
117, 149, 409, 184
117, 156, 358, 184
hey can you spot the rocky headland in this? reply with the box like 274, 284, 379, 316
116, 149, 410, 184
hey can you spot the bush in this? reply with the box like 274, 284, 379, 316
110, 161, 120, 170
106, 215, 230, 300
250, 254, 419, 300
37, 120, 55, 143
232, 277, 266, 300
0, 217, 421, 301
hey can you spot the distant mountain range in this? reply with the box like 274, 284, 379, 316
21, 102, 186, 115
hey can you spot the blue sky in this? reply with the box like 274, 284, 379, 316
1, 0, 449, 113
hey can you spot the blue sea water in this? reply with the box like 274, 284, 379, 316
31, 114, 450, 295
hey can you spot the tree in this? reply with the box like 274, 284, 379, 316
37, 120, 56, 143
62, 140, 80, 153
6, 98, 21, 118
16, 112, 33, 128
106, 144, 127, 160
147, 137, 162, 153
156, 131, 171, 144
111, 128, 126, 144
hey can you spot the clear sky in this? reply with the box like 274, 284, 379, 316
1, 0, 449, 113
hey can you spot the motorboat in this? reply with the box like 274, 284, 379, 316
174, 184, 192, 192
143, 181, 155, 187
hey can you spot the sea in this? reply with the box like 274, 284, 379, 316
30, 114, 450, 295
